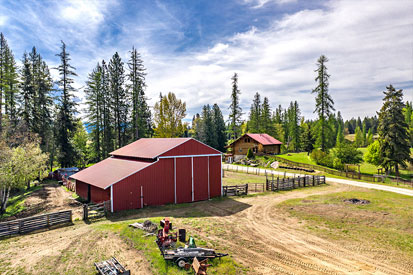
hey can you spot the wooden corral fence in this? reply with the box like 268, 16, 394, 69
271, 156, 381, 183
0, 210, 72, 238
64, 179, 76, 191
83, 201, 111, 221
266, 175, 326, 191
248, 183, 265, 193
223, 184, 248, 196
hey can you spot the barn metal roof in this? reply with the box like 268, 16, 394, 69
246, 134, 282, 145
110, 138, 192, 159
70, 158, 153, 189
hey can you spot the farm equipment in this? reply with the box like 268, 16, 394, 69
156, 217, 178, 248
155, 217, 228, 270
95, 257, 130, 275
161, 246, 228, 268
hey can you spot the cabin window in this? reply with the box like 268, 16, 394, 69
239, 148, 243, 152
253, 147, 258, 153
244, 138, 251, 143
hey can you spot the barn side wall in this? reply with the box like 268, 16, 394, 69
76, 180, 88, 200
112, 155, 222, 212
90, 185, 110, 203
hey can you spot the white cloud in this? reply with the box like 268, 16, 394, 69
0, 15, 7, 26
244, 0, 297, 9
144, 0, 413, 120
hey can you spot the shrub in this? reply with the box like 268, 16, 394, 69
310, 149, 334, 168
246, 148, 254, 159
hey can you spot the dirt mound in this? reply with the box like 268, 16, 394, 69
344, 198, 371, 204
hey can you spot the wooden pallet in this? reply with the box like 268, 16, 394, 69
95, 257, 130, 275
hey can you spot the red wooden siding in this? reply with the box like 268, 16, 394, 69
112, 159, 175, 211
161, 139, 220, 157
209, 156, 222, 198
90, 185, 110, 203
76, 180, 88, 200
193, 157, 209, 201
176, 157, 192, 203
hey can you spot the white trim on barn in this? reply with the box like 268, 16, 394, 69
191, 157, 194, 202
158, 153, 221, 159
208, 156, 210, 199
174, 157, 177, 204
110, 185, 114, 213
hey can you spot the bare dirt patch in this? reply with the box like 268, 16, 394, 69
9, 182, 83, 220
0, 223, 152, 275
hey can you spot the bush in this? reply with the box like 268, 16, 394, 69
246, 148, 254, 159
310, 149, 334, 168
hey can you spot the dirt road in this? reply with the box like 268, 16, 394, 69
0, 223, 152, 274
178, 183, 413, 274
223, 163, 413, 197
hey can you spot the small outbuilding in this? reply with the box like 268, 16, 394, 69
71, 138, 222, 212
225, 133, 282, 162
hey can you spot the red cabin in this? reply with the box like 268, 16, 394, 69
71, 138, 222, 212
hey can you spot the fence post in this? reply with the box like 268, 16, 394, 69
47, 214, 50, 227
313, 175, 315, 186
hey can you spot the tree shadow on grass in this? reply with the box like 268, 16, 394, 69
106, 196, 252, 223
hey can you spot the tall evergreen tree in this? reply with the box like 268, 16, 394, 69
109, 52, 128, 148
301, 123, 315, 155
248, 92, 261, 133
287, 101, 301, 152
127, 47, 151, 140
377, 85, 412, 175
84, 63, 104, 162
228, 73, 242, 140
55, 41, 77, 167
0, 33, 19, 128
312, 55, 335, 151
20, 52, 34, 129
212, 104, 227, 152
260, 97, 272, 134
199, 104, 214, 147
101, 60, 114, 157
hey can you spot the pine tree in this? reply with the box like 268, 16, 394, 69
312, 55, 335, 151
212, 104, 227, 152
20, 52, 34, 129
301, 123, 315, 155
228, 73, 242, 140
260, 97, 272, 134
0, 33, 19, 128
248, 92, 261, 133
336, 123, 344, 145
287, 101, 301, 152
101, 60, 114, 157
109, 52, 128, 148
127, 47, 151, 140
378, 85, 412, 175
199, 104, 214, 147
366, 128, 373, 146
55, 41, 77, 167
84, 63, 104, 162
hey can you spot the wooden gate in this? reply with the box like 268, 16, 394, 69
83, 201, 111, 221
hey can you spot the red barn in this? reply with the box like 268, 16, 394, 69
71, 138, 222, 212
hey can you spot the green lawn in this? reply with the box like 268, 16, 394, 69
277, 189, 413, 256
276, 152, 317, 165
95, 217, 243, 275
276, 149, 413, 179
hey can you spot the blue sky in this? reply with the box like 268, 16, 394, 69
0, 0, 412, 121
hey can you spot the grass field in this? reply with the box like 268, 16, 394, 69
277, 149, 413, 178
277, 189, 413, 258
